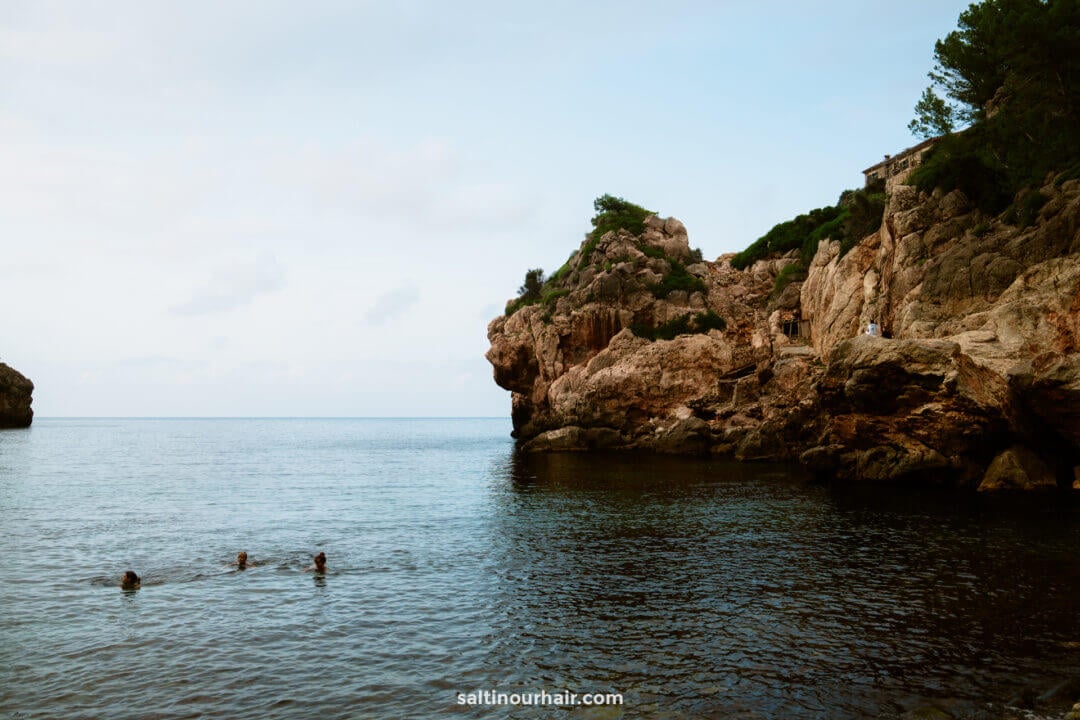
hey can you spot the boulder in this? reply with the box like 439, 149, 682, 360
806, 336, 1008, 484
0, 363, 33, 428
522, 426, 588, 452
1010, 353, 1080, 448
978, 445, 1058, 491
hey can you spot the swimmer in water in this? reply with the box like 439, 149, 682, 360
308, 552, 327, 573
235, 551, 248, 570
121, 570, 140, 590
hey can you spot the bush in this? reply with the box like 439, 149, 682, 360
732, 186, 884, 274
772, 263, 808, 296
547, 252, 576, 286
502, 194, 705, 319
804, 211, 848, 263
638, 243, 666, 259
518, 268, 544, 301
694, 310, 726, 332
908, 129, 1012, 214
1017, 190, 1048, 228
586, 194, 653, 257
630, 311, 726, 341
505, 267, 546, 315
504, 295, 529, 316
650, 261, 707, 298
541, 287, 571, 309
732, 205, 845, 270
729, 236, 770, 270
841, 190, 886, 255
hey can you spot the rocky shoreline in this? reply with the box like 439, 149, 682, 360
0, 362, 34, 428
487, 180, 1080, 491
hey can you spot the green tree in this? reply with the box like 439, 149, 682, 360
909, 0, 1080, 209
517, 268, 545, 302
590, 194, 653, 240
908, 88, 956, 138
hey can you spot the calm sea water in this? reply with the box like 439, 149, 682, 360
2, 418, 1080, 719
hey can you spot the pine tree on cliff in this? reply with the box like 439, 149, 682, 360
517, 269, 545, 303
909, 0, 1080, 211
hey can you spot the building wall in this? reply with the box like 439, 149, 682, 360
863, 138, 937, 192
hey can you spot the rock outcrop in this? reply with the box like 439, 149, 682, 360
0, 363, 34, 428
487, 178, 1080, 490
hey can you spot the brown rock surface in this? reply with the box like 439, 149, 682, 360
804, 336, 1009, 484
978, 445, 1058, 492
486, 216, 778, 449
487, 182, 1080, 489
0, 363, 34, 428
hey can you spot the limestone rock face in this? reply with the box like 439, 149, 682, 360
978, 445, 1058, 491
803, 336, 1009, 484
487, 181, 1080, 490
800, 235, 878, 358
0, 363, 34, 428
486, 216, 778, 450
795, 178, 1080, 486
804, 180, 1080, 354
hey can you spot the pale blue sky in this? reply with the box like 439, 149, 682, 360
1, 1, 969, 416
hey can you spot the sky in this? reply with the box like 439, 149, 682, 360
1, 0, 972, 417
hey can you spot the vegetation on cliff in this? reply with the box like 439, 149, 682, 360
629, 310, 725, 341
588, 195, 653, 251
506, 195, 653, 315
730, 0, 1079, 278
649, 260, 707, 298
908, 0, 1080, 213
488, 0, 1080, 492
730, 182, 886, 293
505, 194, 705, 317
505, 268, 571, 316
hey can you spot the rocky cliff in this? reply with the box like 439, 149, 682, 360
0, 363, 34, 428
487, 179, 1080, 491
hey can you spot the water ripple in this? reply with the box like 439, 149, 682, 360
1, 420, 1079, 719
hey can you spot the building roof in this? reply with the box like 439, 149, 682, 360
862, 137, 938, 175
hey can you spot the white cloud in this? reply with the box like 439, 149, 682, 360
0, 24, 114, 66
170, 253, 286, 316
267, 138, 538, 230
362, 286, 420, 325
0, 0, 974, 416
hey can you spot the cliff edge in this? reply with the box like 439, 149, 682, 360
487, 180, 1080, 491
0, 363, 33, 428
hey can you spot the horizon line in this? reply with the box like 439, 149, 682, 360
31, 415, 510, 420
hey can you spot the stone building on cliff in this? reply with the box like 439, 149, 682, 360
862, 137, 937, 191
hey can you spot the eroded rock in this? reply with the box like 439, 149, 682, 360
978, 445, 1058, 492
487, 181, 1080, 490
0, 363, 33, 428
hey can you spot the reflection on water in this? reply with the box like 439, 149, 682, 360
1, 420, 1079, 719
486, 452, 1080, 719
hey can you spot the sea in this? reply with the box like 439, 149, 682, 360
2, 418, 1080, 719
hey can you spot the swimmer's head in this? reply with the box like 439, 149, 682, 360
313, 552, 326, 571
121, 570, 140, 589
237, 551, 248, 568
